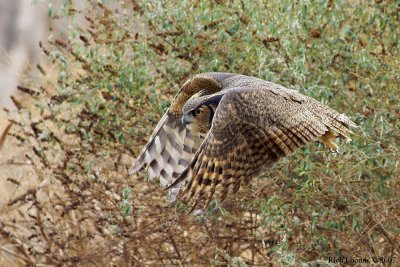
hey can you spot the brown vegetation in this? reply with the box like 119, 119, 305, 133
0, 1, 399, 266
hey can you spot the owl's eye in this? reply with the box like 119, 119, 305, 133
194, 108, 202, 116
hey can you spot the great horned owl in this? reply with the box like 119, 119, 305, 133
129, 73, 356, 211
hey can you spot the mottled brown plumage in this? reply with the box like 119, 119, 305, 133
129, 73, 356, 210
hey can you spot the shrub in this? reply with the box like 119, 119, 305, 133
1, 0, 399, 265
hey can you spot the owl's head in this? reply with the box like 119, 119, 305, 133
181, 93, 224, 134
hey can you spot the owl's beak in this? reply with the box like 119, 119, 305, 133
181, 114, 192, 125
181, 116, 189, 125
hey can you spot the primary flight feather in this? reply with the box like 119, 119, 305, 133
129, 73, 356, 211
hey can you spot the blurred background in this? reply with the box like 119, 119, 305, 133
0, 0, 49, 109
0, 1, 72, 138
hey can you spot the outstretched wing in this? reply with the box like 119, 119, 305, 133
168, 84, 356, 211
129, 72, 236, 201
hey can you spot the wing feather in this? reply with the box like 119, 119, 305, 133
168, 85, 356, 211
129, 73, 236, 201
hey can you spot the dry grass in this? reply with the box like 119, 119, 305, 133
0, 1, 399, 266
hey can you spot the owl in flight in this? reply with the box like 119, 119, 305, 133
129, 73, 356, 211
